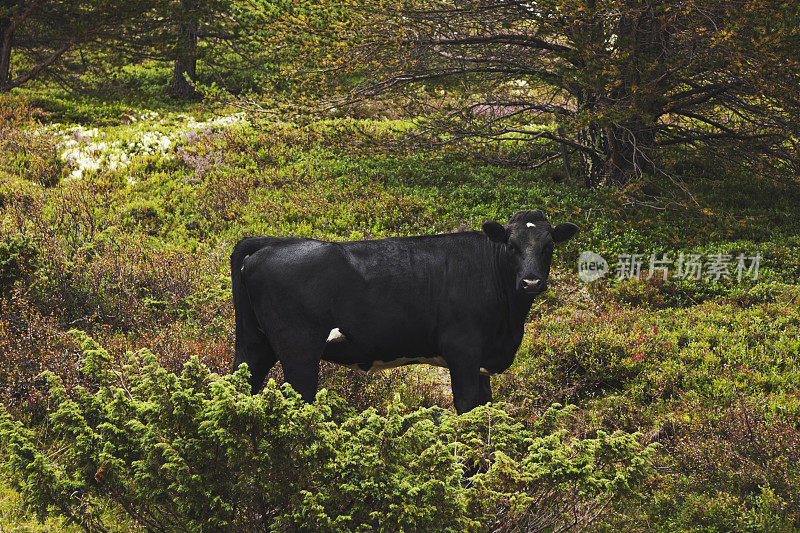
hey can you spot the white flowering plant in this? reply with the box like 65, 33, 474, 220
53, 111, 249, 183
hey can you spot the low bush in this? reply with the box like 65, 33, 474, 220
0, 332, 655, 532
0, 297, 73, 409
0, 233, 39, 294
0, 95, 65, 187
651, 397, 800, 531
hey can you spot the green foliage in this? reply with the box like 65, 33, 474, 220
0, 233, 39, 293
500, 279, 800, 530
0, 333, 654, 532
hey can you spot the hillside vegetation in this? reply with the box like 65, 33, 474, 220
1, 84, 799, 531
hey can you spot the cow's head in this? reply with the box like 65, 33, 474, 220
483, 210, 578, 295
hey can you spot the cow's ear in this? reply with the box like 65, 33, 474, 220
482, 221, 508, 243
552, 222, 579, 243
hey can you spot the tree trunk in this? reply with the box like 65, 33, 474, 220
594, 6, 664, 186
169, 0, 198, 99
574, 4, 663, 188
579, 121, 656, 188
576, 89, 612, 188
0, 1, 13, 90
578, 123, 607, 188
557, 126, 573, 182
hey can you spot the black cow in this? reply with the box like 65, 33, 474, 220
231, 210, 578, 414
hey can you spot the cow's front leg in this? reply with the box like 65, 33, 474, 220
448, 361, 482, 415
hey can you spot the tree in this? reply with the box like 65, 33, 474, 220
0, 1, 12, 87
165, 0, 285, 99
0, 0, 159, 92
332, 0, 800, 187
169, 0, 199, 98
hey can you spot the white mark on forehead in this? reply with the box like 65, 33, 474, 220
527, 222, 536, 228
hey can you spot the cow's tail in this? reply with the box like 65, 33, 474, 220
231, 237, 272, 311
231, 237, 273, 371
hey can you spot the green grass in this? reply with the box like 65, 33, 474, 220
1, 481, 85, 532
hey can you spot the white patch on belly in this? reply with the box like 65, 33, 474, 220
348, 356, 449, 374
526, 222, 536, 228
480, 367, 498, 377
326, 328, 347, 343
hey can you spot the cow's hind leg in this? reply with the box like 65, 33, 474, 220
268, 330, 326, 403
233, 329, 277, 394
232, 286, 276, 393
477, 375, 492, 405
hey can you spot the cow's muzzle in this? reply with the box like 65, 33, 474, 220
520, 278, 546, 294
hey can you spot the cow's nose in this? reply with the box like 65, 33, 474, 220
521, 278, 545, 294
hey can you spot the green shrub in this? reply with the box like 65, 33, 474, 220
0, 331, 655, 532
0, 96, 65, 187
0, 234, 39, 293
662, 398, 800, 531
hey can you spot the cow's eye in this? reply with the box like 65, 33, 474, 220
508, 243, 521, 254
